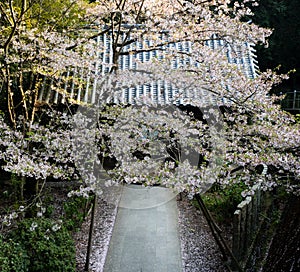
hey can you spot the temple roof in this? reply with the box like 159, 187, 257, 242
38, 32, 259, 107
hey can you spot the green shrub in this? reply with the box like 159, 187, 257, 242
63, 195, 92, 231
0, 235, 29, 272
201, 182, 246, 223
9, 218, 76, 272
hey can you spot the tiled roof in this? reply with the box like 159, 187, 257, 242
38, 32, 259, 106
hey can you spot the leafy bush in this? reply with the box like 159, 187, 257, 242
201, 182, 247, 223
9, 218, 76, 272
64, 195, 92, 231
0, 235, 29, 272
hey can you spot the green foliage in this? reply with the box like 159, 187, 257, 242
29, 0, 88, 33
201, 182, 247, 223
0, 0, 88, 33
9, 218, 76, 272
44, 203, 55, 218
63, 195, 92, 231
10, 173, 24, 201
0, 235, 29, 272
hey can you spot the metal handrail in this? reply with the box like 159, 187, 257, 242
279, 90, 300, 111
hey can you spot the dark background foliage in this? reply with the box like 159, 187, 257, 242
251, 0, 300, 92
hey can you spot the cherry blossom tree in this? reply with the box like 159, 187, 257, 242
1, 1, 299, 270
76, 0, 299, 195
0, 0, 100, 201
0, 0, 299, 218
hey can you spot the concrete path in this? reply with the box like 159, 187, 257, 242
103, 185, 182, 272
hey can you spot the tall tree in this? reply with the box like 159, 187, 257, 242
0, 0, 97, 127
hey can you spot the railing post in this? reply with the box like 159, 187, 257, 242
251, 184, 259, 231
237, 200, 247, 257
245, 196, 252, 250
85, 193, 97, 272
293, 90, 297, 109
233, 209, 241, 261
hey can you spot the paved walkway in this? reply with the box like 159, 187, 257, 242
103, 185, 182, 272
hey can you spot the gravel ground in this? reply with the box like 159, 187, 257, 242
74, 186, 123, 272
74, 188, 228, 272
177, 196, 227, 272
